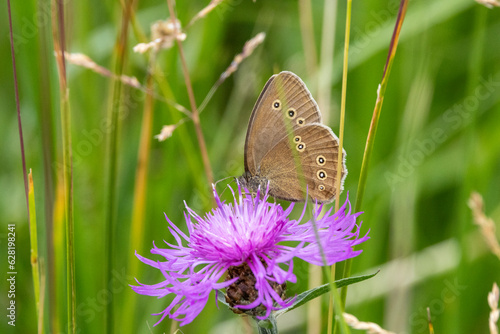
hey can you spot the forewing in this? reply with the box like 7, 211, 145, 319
244, 71, 322, 175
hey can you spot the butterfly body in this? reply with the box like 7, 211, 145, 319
239, 71, 347, 203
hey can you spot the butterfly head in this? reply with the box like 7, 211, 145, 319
236, 172, 270, 196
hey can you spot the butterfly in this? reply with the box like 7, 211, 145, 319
237, 71, 347, 203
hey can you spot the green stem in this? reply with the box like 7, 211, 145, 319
339, 0, 409, 314
256, 315, 278, 334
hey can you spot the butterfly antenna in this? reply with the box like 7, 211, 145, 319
214, 175, 235, 187
223, 178, 242, 198
214, 176, 236, 197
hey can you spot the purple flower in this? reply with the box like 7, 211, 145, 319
131, 184, 369, 326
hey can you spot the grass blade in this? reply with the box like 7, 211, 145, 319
123, 51, 157, 332
29, 170, 43, 333
52, 179, 66, 333
35, 0, 56, 329
330, 0, 352, 332
51, 0, 75, 332
104, 0, 137, 332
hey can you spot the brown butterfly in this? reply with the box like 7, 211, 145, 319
237, 71, 347, 203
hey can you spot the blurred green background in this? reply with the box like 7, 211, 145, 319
2, 0, 500, 333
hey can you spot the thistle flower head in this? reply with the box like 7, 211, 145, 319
131, 184, 369, 326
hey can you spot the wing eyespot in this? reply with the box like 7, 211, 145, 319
316, 155, 326, 166
296, 142, 306, 152
272, 99, 282, 111
317, 170, 327, 180
296, 117, 305, 126
318, 184, 325, 191
293, 135, 301, 143
286, 108, 296, 119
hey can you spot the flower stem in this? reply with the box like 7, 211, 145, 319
256, 315, 278, 334
339, 0, 409, 313
167, 0, 214, 187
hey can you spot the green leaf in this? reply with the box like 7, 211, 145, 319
216, 290, 230, 308
275, 271, 379, 317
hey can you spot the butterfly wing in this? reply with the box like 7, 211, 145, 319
258, 123, 347, 203
244, 71, 322, 175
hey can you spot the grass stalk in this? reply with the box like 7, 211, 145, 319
166, 0, 214, 187
307, 264, 322, 334
51, 0, 76, 331
340, 0, 409, 311
61, 94, 75, 334
38, 259, 46, 334
7, 0, 29, 221
29, 170, 43, 333
329, 0, 351, 332
8, 2, 44, 331
104, 0, 136, 332
354, 0, 409, 216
